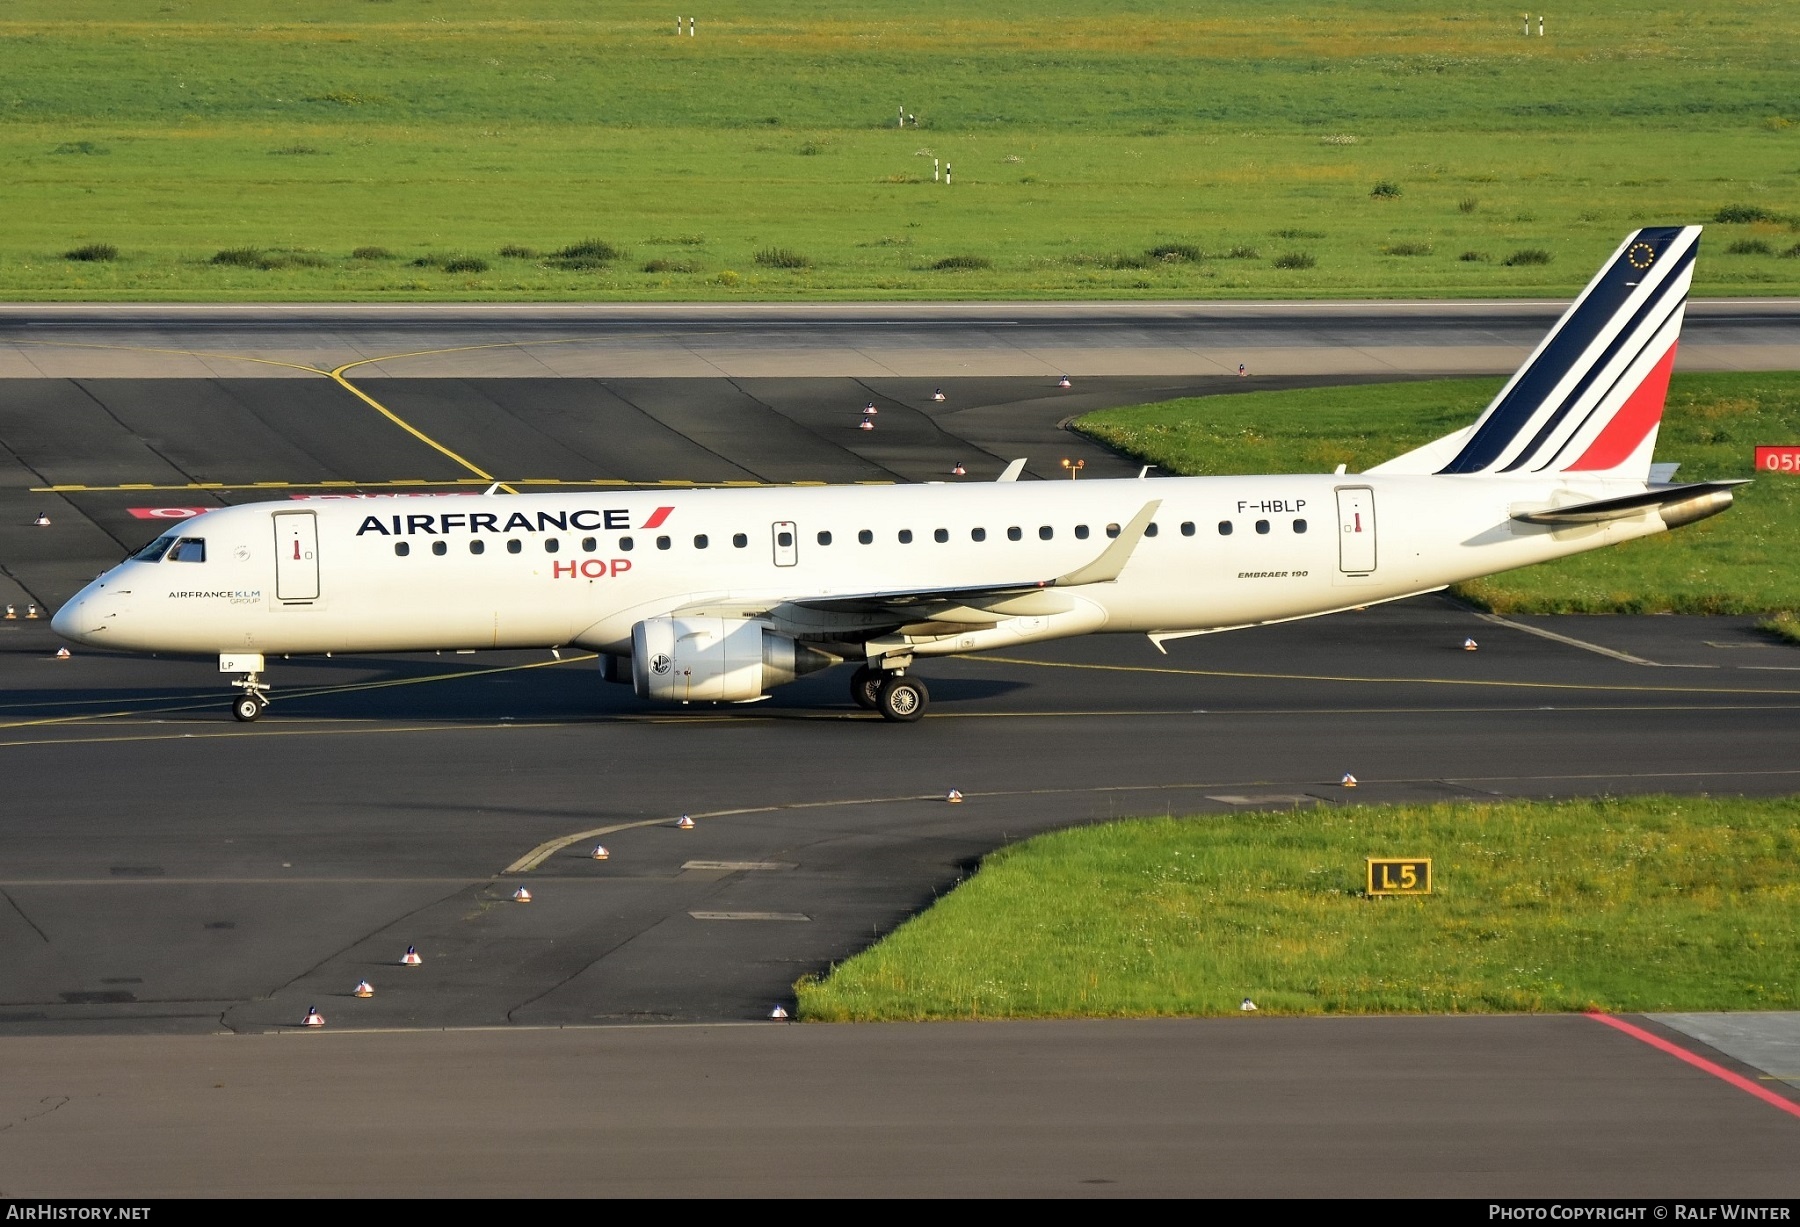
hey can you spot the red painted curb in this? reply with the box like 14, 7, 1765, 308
1587, 1011, 1800, 1121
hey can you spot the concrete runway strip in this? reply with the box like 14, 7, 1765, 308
3, 1016, 1798, 1197
1, 298, 1797, 378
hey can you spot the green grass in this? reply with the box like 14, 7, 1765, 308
3, 0, 1799, 299
1761, 611, 1800, 643
797, 796, 1800, 1020
1074, 372, 1800, 615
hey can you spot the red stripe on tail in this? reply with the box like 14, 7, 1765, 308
639, 505, 675, 530
1565, 342, 1678, 471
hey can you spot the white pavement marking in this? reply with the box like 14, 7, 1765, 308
688, 911, 810, 921
681, 861, 798, 871
1471, 611, 1659, 665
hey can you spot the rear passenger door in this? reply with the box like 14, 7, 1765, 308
1335, 487, 1376, 575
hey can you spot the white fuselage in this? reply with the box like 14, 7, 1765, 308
54, 472, 1667, 661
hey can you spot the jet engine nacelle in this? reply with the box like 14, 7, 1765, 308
630, 616, 833, 702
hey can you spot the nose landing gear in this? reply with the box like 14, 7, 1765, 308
222, 653, 271, 722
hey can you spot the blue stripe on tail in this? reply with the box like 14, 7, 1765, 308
1438, 227, 1687, 475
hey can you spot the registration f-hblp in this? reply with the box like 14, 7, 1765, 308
54, 227, 1739, 723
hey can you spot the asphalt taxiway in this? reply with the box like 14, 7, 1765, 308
0, 320, 1797, 1194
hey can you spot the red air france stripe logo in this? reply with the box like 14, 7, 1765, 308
1566, 343, 1679, 471
640, 506, 675, 530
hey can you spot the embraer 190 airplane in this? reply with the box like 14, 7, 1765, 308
54, 227, 1740, 723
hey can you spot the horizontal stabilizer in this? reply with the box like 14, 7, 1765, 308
1512, 481, 1745, 527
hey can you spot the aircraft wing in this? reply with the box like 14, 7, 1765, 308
788, 499, 1160, 615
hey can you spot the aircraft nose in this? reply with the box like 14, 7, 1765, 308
50, 595, 82, 638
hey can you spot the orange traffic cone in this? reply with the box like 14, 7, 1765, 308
3, 604, 14, 620
590, 844, 610, 860
951, 463, 966, 476
1056, 375, 1072, 389
1463, 637, 1478, 651
770, 1005, 789, 1020
862, 402, 878, 416
858, 419, 874, 431
512, 886, 532, 903
401, 945, 423, 966
302, 1006, 325, 1027
353, 980, 374, 998
53, 647, 70, 660
32, 513, 51, 527
1340, 773, 1358, 788
932, 388, 946, 402
946, 790, 964, 804
676, 814, 695, 830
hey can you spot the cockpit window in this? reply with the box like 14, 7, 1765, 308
132, 535, 177, 562
168, 538, 207, 563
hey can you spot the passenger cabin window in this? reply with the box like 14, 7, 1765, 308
733, 533, 748, 548
133, 535, 177, 562
432, 541, 447, 556
1218, 521, 1233, 536
971, 527, 987, 542
898, 529, 913, 544
933, 528, 948, 543
817, 531, 832, 546
544, 538, 559, 553
1039, 526, 1053, 540
168, 538, 206, 563
620, 536, 634, 552
1074, 525, 1089, 540
1255, 520, 1270, 535
470, 540, 485, 555
1105, 523, 1121, 539
507, 539, 523, 554
1144, 523, 1158, 538
694, 534, 709, 549
580, 537, 595, 552
1007, 527, 1022, 541
1294, 519, 1308, 533
657, 535, 672, 550
1181, 522, 1195, 537
858, 530, 873, 545
395, 542, 410, 557
775, 531, 792, 548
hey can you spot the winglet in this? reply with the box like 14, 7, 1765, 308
1053, 500, 1161, 587
997, 459, 1027, 482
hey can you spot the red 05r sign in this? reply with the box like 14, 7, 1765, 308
1754, 446, 1800, 473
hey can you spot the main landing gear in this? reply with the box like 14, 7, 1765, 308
850, 664, 929, 723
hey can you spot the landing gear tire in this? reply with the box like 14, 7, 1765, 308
876, 674, 928, 723
231, 695, 265, 723
850, 665, 883, 710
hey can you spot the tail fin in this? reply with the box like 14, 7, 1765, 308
1371, 226, 1699, 480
